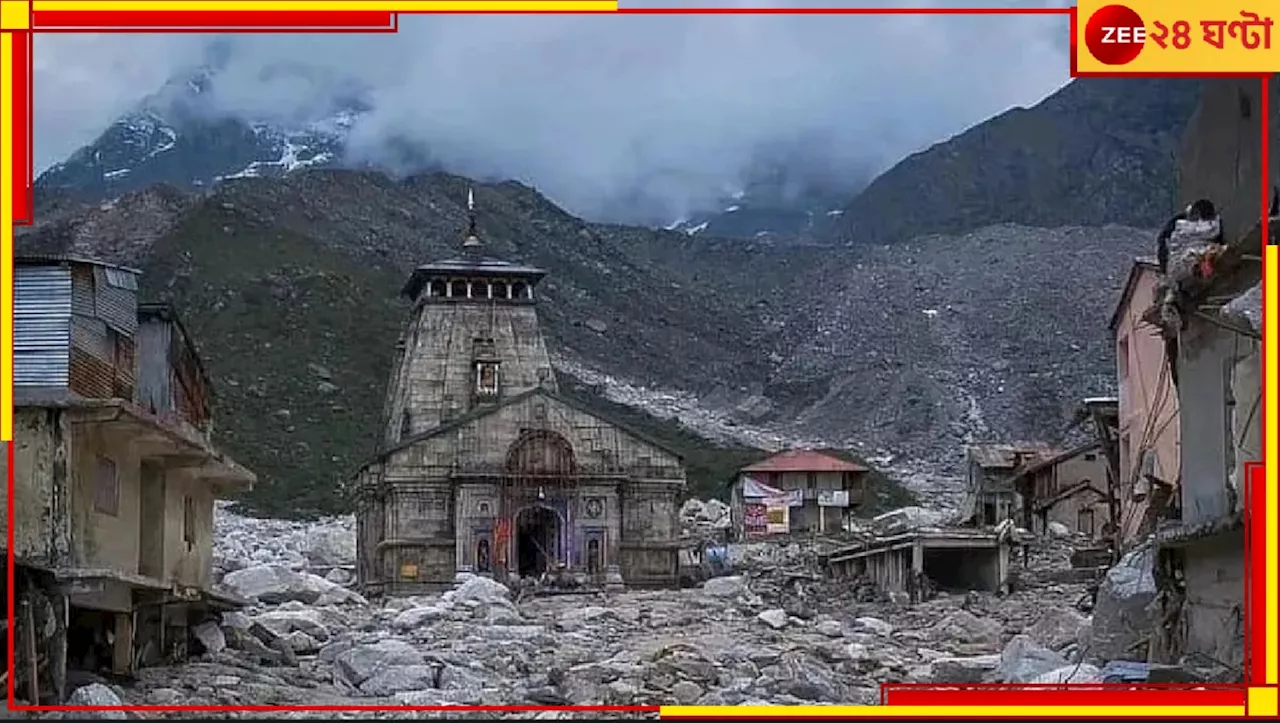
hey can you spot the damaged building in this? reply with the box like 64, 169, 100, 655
960, 443, 1055, 527
728, 449, 870, 539
1136, 78, 1269, 674
1145, 226, 1259, 670
353, 196, 685, 595
824, 524, 1018, 603
1009, 442, 1112, 540
4, 256, 256, 703
1110, 257, 1183, 544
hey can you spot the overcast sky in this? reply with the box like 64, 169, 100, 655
32, 0, 1072, 221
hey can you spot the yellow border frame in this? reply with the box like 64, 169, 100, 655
0, 1, 1275, 717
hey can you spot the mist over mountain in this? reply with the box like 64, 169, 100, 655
34, 11, 1070, 229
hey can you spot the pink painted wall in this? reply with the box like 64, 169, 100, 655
1113, 265, 1181, 544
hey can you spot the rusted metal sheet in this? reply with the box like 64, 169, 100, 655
70, 264, 95, 317
14, 265, 72, 387
93, 265, 139, 336
135, 320, 172, 414
68, 346, 114, 398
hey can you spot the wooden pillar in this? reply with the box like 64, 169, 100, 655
50, 594, 67, 703
20, 599, 38, 703
112, 612, 134, 675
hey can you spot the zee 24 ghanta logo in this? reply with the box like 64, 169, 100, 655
1084, 3, 1274, 66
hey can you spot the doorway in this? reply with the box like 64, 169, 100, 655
516, 506, 560, 576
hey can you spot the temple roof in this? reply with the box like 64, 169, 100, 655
400, 255, 548, 300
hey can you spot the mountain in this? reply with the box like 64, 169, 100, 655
18, 169, 1149, 516
22, 74, 1210, 517
822, 78, 1202, 245
35, 69, 362, 201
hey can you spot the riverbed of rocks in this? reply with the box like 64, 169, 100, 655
48, 503, 1138, 719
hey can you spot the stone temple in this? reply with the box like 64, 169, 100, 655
353, 192, 686, 595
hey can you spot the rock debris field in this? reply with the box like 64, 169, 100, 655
43, 503, 1140, 720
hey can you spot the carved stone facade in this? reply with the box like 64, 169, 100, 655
354, 205, 685, 595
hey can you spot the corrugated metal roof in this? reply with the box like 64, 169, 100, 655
966, 442, 1057, 470
15, 253, 142, 275
740, 449, 868, 473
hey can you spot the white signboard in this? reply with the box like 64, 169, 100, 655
779, 490, 804, 507
818, 490, 850, 508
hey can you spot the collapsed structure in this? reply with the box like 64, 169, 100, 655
353, 192, 685, 595
1102, 78, 1268, 673
5, 256, 255, 703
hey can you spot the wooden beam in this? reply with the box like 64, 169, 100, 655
22, 601, 39, 704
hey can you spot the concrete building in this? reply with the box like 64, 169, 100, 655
1146, 226, 1259, 670
728, 449, 869, 539
1009, 442, 1113, 540
353, 196, 685, 595
1110, 257, 1181, 543
1142, 78, 1267, 673
960, 443, 1054, 527
824, 526, 1017, 602
5, 256, 254, 703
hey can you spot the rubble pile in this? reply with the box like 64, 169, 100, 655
678, 498, 731, 537
48, 506, 1191, 718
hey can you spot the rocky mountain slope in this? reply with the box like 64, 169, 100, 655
19, 170, 1149, 516
823, 78, 1201, 245
24, 74, 1212, 517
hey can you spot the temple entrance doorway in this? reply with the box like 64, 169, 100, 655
516, 506, 560, 577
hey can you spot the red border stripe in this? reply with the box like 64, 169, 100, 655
31, 10, 396, 29
1247, 463, 1268, 684
883, 687, 1248, 707
9, 30, 30, 225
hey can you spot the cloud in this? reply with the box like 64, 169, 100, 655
32, 1, 1071, 222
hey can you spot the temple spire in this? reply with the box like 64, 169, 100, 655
463, 187, 482, 249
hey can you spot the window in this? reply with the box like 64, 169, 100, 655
587, 538, 601, 575
475, 362, 500, 397
1117, 336, 1130, 380
807, 472, 817, 490
1084, 453, 1097, 462
400, 410, 412, 438
183, 496, 197, 550
1077, 507, 1095, 536
476, 539, 491, 573
93, 456, 119, 516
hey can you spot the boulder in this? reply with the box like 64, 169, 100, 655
65, 683, 126, 719
931, 655, 1000, 683
305, 526, 357, 567
702, 575, 747, 599
192, 620, 227, 654
452, 575, 512, 606
222, 564, 357, 605
1031, 663, 1103, 684
757, 609, 789, 629
931, 610, 1003, 651
995, 635, 1069, 683
854, 616, 894, 636
336, 639, 426, 686
1089, 542, 1156, 662
1027, 607, 1090, 651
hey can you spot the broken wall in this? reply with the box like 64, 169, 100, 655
1177, 320, 1254, 524
161, 470, 217, 589
1114, 266, 1181, 543
1177, 78, 1277, 241
1181, 534, 1246, 669
9, 408, 71, 566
